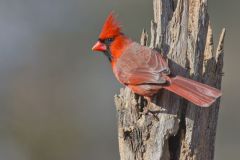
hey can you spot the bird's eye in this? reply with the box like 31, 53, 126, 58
105, 38, 114, 44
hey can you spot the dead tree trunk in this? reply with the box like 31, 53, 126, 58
114, 0, 225, 160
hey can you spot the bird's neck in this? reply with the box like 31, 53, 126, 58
109, 35, 131, 65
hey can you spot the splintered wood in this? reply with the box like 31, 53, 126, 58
115, 0, 225, 159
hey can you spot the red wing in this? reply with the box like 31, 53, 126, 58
115, 42, 170, 85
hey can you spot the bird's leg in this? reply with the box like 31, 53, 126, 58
141, 96, 160, 121
142, 96, 151, 115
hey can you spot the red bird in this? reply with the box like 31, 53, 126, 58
92, 13, 221, 107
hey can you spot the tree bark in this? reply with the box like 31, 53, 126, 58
114, 0, 225, 160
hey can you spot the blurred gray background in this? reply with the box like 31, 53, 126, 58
0, 0, 238, 159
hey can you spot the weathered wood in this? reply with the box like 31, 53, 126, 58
115, 0, 225, 159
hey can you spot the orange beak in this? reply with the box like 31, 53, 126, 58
92, 41, 107, 52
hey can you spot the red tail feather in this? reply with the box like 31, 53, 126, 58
164, 76, 222, 107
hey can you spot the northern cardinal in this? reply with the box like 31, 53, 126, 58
92, 13, 221, 107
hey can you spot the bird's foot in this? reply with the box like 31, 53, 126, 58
140, 98, 161, 121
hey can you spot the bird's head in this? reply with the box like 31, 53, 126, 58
92, 12, 130, 62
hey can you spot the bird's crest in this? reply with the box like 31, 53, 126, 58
99, 12, 122, 39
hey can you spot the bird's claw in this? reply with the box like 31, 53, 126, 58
140, 100, 160, 121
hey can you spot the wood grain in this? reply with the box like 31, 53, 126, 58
115, 0, 225, 159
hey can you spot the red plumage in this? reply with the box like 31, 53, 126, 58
99, 12, 121, 40
92, 13, 222, 107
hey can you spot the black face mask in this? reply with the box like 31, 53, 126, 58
99, 37, 115, 62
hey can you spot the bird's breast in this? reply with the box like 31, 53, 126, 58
112, 65, 124, 85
